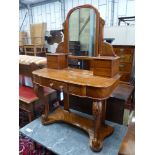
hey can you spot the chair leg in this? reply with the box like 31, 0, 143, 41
28, 111, 34, 122
28, 102, 36, 122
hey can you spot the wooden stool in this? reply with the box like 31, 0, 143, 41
19, 55, 56, 122
19, 85, 55, 122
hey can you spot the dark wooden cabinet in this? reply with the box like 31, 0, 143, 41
70, 83, 134, 124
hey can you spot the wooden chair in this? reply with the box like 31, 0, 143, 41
19, 55, 56, 122
23, 44, 46, 56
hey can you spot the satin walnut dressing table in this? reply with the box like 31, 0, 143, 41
32, 4, 120, 152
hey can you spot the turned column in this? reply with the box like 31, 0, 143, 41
90, 100, 106, 151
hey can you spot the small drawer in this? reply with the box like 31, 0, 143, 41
93, 60, 111, 68
49, 80, 68, 93
114, 47, 134, 55
93, 68, 112, 77
119, 63, 132, 72
47, 53, 68, 69
19, 101, 33, 112
69, 84, 86, 96
120, 54, 133, 63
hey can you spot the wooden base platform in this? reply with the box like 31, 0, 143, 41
41, 107, 114, 151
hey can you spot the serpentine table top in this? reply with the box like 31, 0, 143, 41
33, 67, 120, 99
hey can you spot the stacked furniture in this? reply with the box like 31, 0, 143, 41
20, 23, 47, 56
19, 55, 56, 122
113, 45, 135, 82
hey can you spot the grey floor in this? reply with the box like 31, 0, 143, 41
20, 112, 127, 155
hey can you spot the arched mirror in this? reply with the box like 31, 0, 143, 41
69, 8, 96, 57
56, 4, 117, 68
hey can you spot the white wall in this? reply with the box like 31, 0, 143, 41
104, 25, 135, 45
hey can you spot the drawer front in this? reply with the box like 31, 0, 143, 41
93, 60, 112, 68
114, 47, 134, 55
93, 68, 112, 77
47, 60, 59, 69
119, 54, 133, 63
50, 80, 68, 92
19, 101, 33, 112
68, 84, 86, 96
119, 63, 132, 72
40, 77, 68, 92
47, 55, 58, 62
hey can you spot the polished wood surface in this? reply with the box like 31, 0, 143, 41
93, 56, 119, 77
47, 53, 68, 69
118, 122, 135, 155
33, 68, 120, 99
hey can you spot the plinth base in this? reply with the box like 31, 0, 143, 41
42, 107, 114, 151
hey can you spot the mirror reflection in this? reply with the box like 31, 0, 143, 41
69, 8, 96, 57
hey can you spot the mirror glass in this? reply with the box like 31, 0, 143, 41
69, 8, 96, 57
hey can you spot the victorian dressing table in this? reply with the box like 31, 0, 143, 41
32, 5, 120, 152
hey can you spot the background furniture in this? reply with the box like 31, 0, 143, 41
113, 45, 135, 82
118, 122, 135, 155
19, 23, 47, 56
118, 16, 135, 26
69, 82, 134, 125
23, 44, 46, 56
106, 82, 134, 124
19, 55, 56, 122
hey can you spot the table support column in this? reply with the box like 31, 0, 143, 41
90, 100, 106, 151
34, 83, 49, 123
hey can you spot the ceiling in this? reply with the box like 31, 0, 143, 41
20, 0, 47, 5
19, 0, 61, 9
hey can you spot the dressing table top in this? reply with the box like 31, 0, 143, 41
33, 68, 120, 88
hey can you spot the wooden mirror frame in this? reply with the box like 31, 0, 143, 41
57, 4, 116, 57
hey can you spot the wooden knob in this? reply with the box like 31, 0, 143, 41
59, 85, 63, 90
50, 83, 54, 87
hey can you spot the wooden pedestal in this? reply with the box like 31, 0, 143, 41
47, 53, 68, 69
93, 56, 120, 77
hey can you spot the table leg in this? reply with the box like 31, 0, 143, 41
89, 101, 103, 151
63, 92, 69, 111
34, 83, 49, 123
102, 100, 106, 124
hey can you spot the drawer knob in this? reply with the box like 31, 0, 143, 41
120, 48, 124, 52
50, 83, 54, 87
59, 85, 64, 91
120, 64, 125, 68
120, 55, 125, 59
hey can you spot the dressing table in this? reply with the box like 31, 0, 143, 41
32, 4, 120, 152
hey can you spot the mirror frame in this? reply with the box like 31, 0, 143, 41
63, 4, 101, 56
57, 4, 116, 57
